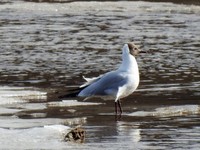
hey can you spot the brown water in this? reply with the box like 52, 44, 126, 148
0, 0, 200, 149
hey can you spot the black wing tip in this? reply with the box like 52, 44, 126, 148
58, 86, 88, 99
58, 92, 79, 99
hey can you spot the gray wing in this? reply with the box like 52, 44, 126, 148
78, 71, 128, 97
80, 75, 103, 88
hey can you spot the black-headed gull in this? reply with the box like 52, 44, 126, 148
59, 43, 142, 115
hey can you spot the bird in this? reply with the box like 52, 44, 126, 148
59, 42, 142, 115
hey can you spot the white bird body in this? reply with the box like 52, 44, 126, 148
59, 43, 141, 115
78, 44, 140, 102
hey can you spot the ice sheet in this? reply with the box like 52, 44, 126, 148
128, 105, 200, 117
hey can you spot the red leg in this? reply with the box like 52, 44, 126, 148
117, 100, 123, 114
115, 101, 118, 115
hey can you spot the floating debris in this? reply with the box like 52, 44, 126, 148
64, 126, 85, 143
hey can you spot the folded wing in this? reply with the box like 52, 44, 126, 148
78, 71, 128, 97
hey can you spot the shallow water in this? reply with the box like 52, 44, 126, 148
0, 0, 200, 149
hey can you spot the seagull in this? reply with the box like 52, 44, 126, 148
59, 42, 142, 115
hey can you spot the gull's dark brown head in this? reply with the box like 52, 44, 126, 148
127, 42, 141, 56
